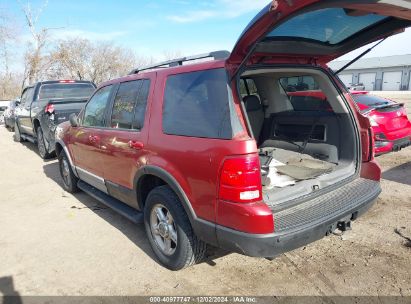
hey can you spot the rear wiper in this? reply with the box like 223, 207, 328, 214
334, 38, 387, 75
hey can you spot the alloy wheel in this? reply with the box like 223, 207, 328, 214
149, 204, 178, 256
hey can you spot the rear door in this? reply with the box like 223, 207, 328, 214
99, 78, 152, 208
70, 84, 114, 193
228, 0, 411, 66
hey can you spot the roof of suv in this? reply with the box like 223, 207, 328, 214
98, 52, 230, 89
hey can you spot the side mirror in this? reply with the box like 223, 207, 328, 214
69, 113, 79, 127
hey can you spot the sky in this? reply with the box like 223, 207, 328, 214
2, 0, 411, 71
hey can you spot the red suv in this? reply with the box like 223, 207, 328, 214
55, 1, 411, 270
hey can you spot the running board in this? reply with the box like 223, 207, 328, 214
21, 134, 37, 144
77, 180, 144, 224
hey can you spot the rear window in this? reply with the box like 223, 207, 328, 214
163, 68, 243, 139
266, 8, 387, 45
280, 76, 332, 112
352, 94, 393, 108
39, 83, 95, 100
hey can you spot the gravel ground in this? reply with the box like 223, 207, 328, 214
0, 106, 410, 296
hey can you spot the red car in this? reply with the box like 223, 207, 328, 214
54, 1, 411, 270
351, 91, 411, 155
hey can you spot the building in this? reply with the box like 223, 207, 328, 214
329, 54, 411, 91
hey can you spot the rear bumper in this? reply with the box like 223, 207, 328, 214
375, 137, 411, 155
215, 178, 381, 257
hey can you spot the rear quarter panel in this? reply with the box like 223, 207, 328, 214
145, 63, 256, 223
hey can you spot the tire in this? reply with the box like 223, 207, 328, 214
144, 185, 207, 270
13, 121, 23, 142
58, 150, 79, 193
37, 126, 52, 159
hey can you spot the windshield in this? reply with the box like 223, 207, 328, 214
266, 8, 387, 45
352, 94, 394, 108
39, 83, 95, 100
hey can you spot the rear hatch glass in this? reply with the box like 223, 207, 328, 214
229, 1, 411, 65
352, 94, 401, 111
266, 8, 386, 45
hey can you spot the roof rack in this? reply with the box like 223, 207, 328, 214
129, 50, 230, 75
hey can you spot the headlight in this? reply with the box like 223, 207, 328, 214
55, 126, 64, 140
368, 116, 379, 127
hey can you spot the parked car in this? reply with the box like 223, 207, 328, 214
54, 0, 411, 270
0, 100, 10, 126
3, 99, 19, 131
14, 80, 96, 159
347, 83, 366, 91
351, 91, 411, 155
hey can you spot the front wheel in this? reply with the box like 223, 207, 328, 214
144, 185, 207, 270
58, 150, 79, 193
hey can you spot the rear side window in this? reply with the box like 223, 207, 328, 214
163, 68, 242, 139
239, 79, 260, 99
83, 85, 112, 127
110, 79, 150, 130
279, 76, 332, 112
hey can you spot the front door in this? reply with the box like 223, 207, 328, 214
99, 78, 152, 208
70, 84, 114, 193
18, 87, 36, 135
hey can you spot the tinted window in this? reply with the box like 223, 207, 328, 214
111, 80, 150, 130
352, 94, 393, 108
111, 81, 141, 129
134, 80, 150, 130
280, 76, 332, 112
83, 86, 112, 127
39, 83, 95, 99
163, 69, 241, 139
266, 8, 386, 45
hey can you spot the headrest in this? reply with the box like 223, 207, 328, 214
243, 95, 262, 112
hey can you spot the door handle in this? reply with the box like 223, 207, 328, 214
88, 135, 99, 143
128, 140, 144, 150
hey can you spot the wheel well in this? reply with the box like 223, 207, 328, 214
137, 174, 167, 209
55, 142, 63, 157
33, 119, 40, 134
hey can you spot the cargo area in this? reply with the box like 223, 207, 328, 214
239, 68, 358, 207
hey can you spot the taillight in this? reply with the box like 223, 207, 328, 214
45, 103, 55, 114
219, 155, 262, 203
59, 80, 75, 83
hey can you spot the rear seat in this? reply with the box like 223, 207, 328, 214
259, 111, 340, 163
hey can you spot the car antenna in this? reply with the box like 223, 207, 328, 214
334, 38, 387, 75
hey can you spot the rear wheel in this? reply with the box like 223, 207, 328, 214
58, 150, 79, 193
13, 121, 23, 142
37, 126, 52, 159
144, 185, 207, 270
